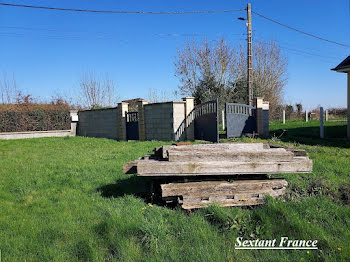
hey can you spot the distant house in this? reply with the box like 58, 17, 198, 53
332, 56, 350, 139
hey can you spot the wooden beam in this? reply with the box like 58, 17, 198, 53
161, 143, 268, 158
122, 160, 138, 174
161, 179, 288, 209
168, 148, 294, 162
137, 157, 312, 176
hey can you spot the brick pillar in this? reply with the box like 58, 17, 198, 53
182, 97, 195, 141
117, 102, 128, 141
137, 100, 149, 141
70, 110, 78, 136
255, 97, 269, 137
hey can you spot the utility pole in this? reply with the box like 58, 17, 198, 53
247, 3, 253, 106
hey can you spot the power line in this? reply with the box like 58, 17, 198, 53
0, 25, 245, 37
254, 38, 338, 63
252, 10, 350, 48
0, 31, 246, 42
0, 2, 245, 14
254, 36, 340, 60
253, 32, 342, 58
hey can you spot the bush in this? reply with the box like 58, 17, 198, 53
0, 103, 70, 132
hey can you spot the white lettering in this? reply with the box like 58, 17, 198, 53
242, 240, 249, 247
235, 237, 242, 247
280, 237, 288, 247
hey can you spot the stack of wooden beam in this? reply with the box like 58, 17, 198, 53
123, 143, 312, 209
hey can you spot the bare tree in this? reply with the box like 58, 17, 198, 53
147, 88, 178, 103
174, 39, 239, 96
175, 38, 288, 115
251, 40, 287, 113
0, 72, 18, 104
78, 71, 119, 109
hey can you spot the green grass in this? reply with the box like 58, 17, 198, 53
0, 122, 349, 261
270, 119, 347, 140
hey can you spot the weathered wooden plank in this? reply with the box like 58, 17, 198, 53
269, 144, 308, 156
137, 157, 312, 175
122, 160, 138, 174
161, 179, 288, 197
168, 148, 294, 162
181, 198, 262, 209
161, 179, 288, 209
161, 143, 268, 158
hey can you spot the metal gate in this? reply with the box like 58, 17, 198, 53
126, 112, 139, 140
225, 103, 256, 138
194, 99, 219, 143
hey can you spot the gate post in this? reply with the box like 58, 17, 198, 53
70, 110, 79, 136
182, 97, 195, 141
137, 99, 149, 141
255, 98, 270, 137
117, 102, 128, 141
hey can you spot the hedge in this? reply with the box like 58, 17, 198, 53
0, 104, 71, 132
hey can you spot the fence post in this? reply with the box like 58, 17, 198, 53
137, 99, 148, 141
222, 110, 225, 131
282, 110, 286, 124
118, 102, 129, 141
70, 110, 78, 136
305, 110, 308, 122
320, 107, 324, 139
325, 109, 329, 121
182, 97, 195, 141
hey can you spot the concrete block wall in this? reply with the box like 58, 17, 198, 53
76, 98, 195, 142
78, 108, 119, 139
144, 102, 175, 141
137, 100, 148, 141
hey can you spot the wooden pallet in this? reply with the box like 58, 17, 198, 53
161, 179, 288, 209
122, 143, 312, 209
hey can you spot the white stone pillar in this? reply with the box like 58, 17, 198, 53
118, 102, 128, 141
255, 97, 269, 137
325, 110, 329, 121
182, 97, 195, 141
305, 110, 308, 122
282, 110, 286, 124
70, 110, 78, 136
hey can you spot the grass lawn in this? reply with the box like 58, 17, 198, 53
0, 120, 349, 261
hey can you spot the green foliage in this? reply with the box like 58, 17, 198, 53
285, 105, 294, 119
295, 103, 303, 114
0, 133, 349, 261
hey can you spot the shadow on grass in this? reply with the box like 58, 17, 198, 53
97, 175, 155, 202
270, 124, 350, 148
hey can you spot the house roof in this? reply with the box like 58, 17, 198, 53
332, 55, 350, 73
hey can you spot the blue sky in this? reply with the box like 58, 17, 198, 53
1, 0, 349, 109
